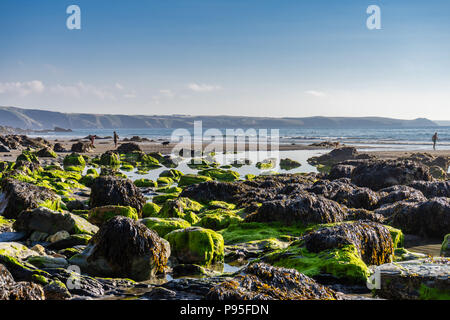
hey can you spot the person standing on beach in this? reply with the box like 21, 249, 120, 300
113, 131, 119, 148
432, 132, 438, 150
89, 134, 97, 148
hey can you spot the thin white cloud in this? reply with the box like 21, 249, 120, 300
115, 83, 124, 90
159, 89, 174, 98
0, 80, 45, 96
188, 83, 222, 92
50, 82, 116, 100
305, 90, 326, 97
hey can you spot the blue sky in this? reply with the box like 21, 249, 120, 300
0, 0, 449, 118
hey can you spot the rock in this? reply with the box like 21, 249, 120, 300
134, 178, 157, 188
178, 174, 213, 187
0, 264, 45, 300
441, 234, 450, 257
256, 158, 276, 170
99, 150, 120, 167
46, 234, 92, 251
35, 147, 57, 158
198, 169, 240, 182
142, 202, 161, 218
307, 179, 380, 210
0, 242, 40, 260
165, 227, 224, 266
63, 152, 86, 171
88, 205, 139, 225
206, 263, 339, 300
13, 207, 99, 236
387, 197, 450, 238
71, 142, 93, 153
26, 255, 69, 269
302, 221, 395, 266
141, 217, 191, 237
399, 152, 449, 172
344, 208, 385, 223
327, 164, 356, 180
308, 147, 373, 168
43, 280, 72, 300
0, 178, 58, 219
377, 185, 427, 207
408, 180, 450, 198
66, 199, 88, 212
245, 193, 346, 225
47, 231, 71, 243
69, 216, 170, 281
374, 258, 450, 300
0, 143, 11, 152
308, 141, 340, 148
279, 158, 302, 170
158, 198, 202, 224
90, 176, 146, 213
117, 142, 142, 153
429, 166, 447, 180
53, 143, 67, 153
351, 160, 432, 191
196, 208, 243, 231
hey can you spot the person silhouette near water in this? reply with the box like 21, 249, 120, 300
432, 132, 438, 150
113, 131, 119, 148
89, 135, 97, 148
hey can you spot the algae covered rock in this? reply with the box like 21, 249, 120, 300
99, 150, 121, 167
141, 217, 191, 237
279, 158, 301, 170
134, 178, 157, 188
165, 227, 224, 266
196, 209, 243, 231
13, 207, 99, 236
63, 152, 86, 171
0, 178, 59, 219
142, 202, 161, 218
88, 205, 139, 225
35, 147, 57, 158
117, 142, 142, 153
159, 197, 203, 224
198, 168, 240, 182
90, 175, 146, 213
256, 158, 276, 170
206, 262, 339, 300
69, 216, 170, 281
178, 174, 213, 187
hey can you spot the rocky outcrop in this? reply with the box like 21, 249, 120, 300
386, 197, 450, 238
351, 160, 432, 191
69, 216, 170, 281
206, 263, 340, 300
245, 194, 346, 225
307, 179, 379, 209
374, 258, 450, 300
377, 185, 427, 207
89, 176, 146, 212
71, 141, 93, 153
117, 142, 142, 153
302, 221, 394, 266
408, 180, 450, 198
308, 147, 374, 168
0, 178, 58, 219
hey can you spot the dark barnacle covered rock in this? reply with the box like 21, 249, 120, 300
89, 175, 146, 213
206, 263, 340, 300
408, 180, 450, 198
376, 185, 427, 207
245, 193, 346, 225
69, 216, 170, 281
350, 160, 432, 191
0, 264, 45, 300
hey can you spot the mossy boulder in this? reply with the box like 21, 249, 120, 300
99, 151, 121, 167
165, 227, 224, 266
159, 198, 203, 224
280, 158, 301, 170
141, 217, 191, 237
142, 202, 161, 218
35, 147, 57, 158
159, 169, 184, 181
63, 153, 86, 170
195, 209, 243, 231
198, 169, 240, 182
88, 205, 139, 225
152, 193, 180, 205
134, 178, 157, 188
256, 158, 276, 170
178, 174, 213, 187
156, 177, 174, 186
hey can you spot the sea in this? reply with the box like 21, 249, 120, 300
29, 127, 450, 151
